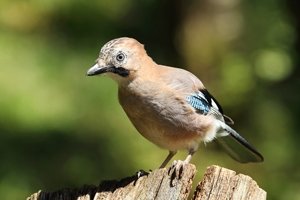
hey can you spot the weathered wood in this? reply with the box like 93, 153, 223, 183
27, 164, 266, 200
193, 165, 266, 200
27, 163, 196, 200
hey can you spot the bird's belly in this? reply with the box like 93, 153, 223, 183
118, 82, 217, 151
120, 97, 213, 151
129, 115, 202, 151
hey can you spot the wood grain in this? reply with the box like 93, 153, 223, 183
27, 164, 266, 200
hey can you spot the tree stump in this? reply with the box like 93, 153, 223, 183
27, 164, 266, 200
193, 165, 266, 200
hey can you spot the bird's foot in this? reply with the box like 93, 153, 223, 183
168, 160, 187, 181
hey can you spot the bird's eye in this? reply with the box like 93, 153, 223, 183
116, 52, 126, 62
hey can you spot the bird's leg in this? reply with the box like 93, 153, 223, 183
183, 150, 195, 164
173, 149, 196, 167
159, 151, 177, 168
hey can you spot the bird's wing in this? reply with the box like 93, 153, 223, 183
159, 66, 263, 163
186, 89, 263, 163
186, 89, 231, 123
159, 66, 234, 124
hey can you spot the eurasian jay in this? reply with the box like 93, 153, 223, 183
87, 37, 263, 168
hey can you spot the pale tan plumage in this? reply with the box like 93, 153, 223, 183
118, 66, 217, 152
87, 37, 263, 168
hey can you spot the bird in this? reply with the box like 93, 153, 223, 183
86, 37, 263, 169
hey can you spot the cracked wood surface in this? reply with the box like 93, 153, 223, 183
27, 165, 266, 200
192, 165, 266, 200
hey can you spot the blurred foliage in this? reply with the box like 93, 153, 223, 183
0, 0, 299, 199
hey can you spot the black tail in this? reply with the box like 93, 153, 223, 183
216, 123, 264, 163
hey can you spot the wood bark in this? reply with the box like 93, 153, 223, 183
27, 164, 266, 200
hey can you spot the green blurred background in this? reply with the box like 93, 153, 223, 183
0, 0, 299, 199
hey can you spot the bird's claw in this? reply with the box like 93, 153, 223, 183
168, 160, 186, 185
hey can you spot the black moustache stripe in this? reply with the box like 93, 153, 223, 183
109, 67, 130, 77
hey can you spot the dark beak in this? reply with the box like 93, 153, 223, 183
86, 63, 109, 76
87, 63, 130, 77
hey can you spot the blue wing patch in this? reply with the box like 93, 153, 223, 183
186, 94, 210, 114
186, 90, 234, 124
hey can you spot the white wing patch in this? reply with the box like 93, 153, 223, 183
211, 99, 220, 111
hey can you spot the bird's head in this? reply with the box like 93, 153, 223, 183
87, 37, 149, 83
